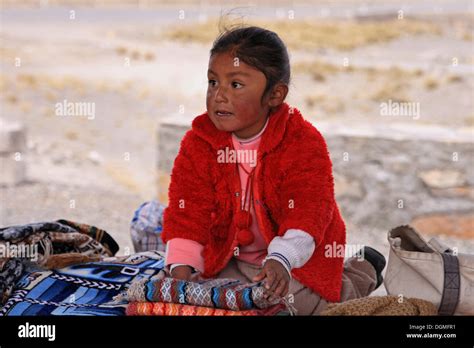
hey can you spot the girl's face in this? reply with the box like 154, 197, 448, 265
206, 51, 271, 139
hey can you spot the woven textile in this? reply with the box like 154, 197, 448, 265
0, 251, 165, 316
130, 200, 166, 252
125, 277, 288, 311
0, 219, 119, 266
0, 219, 119, 305
126, 301, 287, 316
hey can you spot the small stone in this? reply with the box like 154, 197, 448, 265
418, 170, 466, 189
411, 212, 474, 240
0, 118, 26, 153
52, 155, 65, 165
388, 154, 411, 172
87, 151, 102, 165
334, 173, 364, 199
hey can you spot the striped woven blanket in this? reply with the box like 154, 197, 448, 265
122, 277, 292, 316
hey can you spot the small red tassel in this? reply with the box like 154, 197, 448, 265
237, 228, 254, 246
235, 210, 252, 229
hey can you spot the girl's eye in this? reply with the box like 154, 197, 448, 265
208, 79, 217, 87
232, 82, 243, 89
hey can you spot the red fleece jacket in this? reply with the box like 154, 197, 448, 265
162, 102, 346, 302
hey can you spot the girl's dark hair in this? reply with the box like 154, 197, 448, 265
210, 25, 290, 102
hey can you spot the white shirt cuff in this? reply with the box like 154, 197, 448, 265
263, 229, 315, 276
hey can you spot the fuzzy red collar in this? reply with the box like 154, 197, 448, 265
191, 102, 295, 155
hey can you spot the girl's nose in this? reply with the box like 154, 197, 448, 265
215, 87, 228, 103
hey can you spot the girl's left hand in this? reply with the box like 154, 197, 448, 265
253, 259, 290, 301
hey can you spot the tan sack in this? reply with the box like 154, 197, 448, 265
384, 225, 474, 315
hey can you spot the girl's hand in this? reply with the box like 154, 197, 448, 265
252, 259, 290, 301
170, 265, 193, 280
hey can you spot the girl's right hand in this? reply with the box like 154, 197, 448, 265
170, 265, 193, 280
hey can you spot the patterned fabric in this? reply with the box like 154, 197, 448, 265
0, 219, 119, 265
124, 277, 291, 312
127, 301, 287, 316
0, 258, 25, 304
0, 219, 119, 305
0, 251, 166, 316
130, 200, 166, 253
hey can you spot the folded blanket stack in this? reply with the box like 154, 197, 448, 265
123, 277, 292, 316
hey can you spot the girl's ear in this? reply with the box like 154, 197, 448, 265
267, 83, 289, 108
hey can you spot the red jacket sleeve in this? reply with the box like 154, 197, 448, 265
162, 131, 215, 246
278, 125, 336, 247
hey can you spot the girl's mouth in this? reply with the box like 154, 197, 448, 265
215, 110, 234, 117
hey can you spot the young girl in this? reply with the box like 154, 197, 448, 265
159, 26, 385, 315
